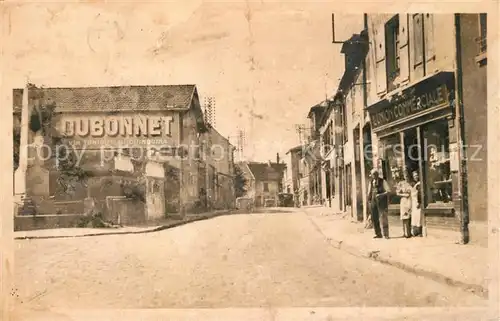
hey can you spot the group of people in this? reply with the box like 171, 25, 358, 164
367, 167, 423, 239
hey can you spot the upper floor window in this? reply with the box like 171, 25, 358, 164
263, 182, 269, 192
478, 13, 487, 53
385, 15, 400, 90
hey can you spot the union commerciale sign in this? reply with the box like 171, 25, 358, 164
368, 72, 454, 131
57, 114, 179, 148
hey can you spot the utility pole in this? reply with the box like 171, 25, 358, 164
14, 83, 30, 201
294, 124, 310, 145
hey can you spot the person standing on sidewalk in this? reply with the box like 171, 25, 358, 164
410, 170, 423, 237
367, 168, 390, 239
396, 169, 412, 238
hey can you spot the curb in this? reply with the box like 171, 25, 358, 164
307, 214, 488, 299
14, 211, 231, 240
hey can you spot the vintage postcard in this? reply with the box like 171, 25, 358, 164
1, 1, 498, 320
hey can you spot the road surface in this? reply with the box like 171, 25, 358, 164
14, 210, 486, 310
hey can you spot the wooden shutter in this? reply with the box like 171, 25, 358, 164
399, 14, 410, 82
371, 18, 387, 95
412, 14, 424, 66
424, 13, 435, 62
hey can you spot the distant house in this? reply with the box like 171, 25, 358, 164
246, 160, 287, 208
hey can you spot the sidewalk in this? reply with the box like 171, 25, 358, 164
14, 210, 232, 240
303, 206, 489, 298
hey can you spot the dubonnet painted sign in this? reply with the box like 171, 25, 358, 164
56, 113, 182, 155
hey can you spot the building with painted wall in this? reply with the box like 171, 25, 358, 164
13, 84, 208, 225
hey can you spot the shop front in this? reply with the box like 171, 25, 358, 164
367, 71, 461, 232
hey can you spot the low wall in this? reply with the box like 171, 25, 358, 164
14, 214, 83, 231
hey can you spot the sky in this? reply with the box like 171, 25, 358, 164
3, 1, 363, 164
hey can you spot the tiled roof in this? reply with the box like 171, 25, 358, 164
247, 162, 286, 181
13, 85, 197, 113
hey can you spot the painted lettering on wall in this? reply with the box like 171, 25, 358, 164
62, 115, 174, 138
371, 84, 449, 129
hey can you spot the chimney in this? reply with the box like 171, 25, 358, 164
276, 153, 280, 164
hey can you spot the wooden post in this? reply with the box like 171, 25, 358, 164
416, 126, 427, 236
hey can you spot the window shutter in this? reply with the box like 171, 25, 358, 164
376, 60, 386, 94
374, 23, 386, 62
399, 14, 410, 82
424, 13, 435, 62
374, 22, 387, 94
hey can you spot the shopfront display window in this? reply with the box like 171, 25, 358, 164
423, 120, 452, 206
379, 134, 404, 206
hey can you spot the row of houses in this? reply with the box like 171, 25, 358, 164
236, 154, 288, 208
287, 14, 487, 243
13, 84, 236, 230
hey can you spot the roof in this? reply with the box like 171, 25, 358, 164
236, 162, 255, 181
247, 161, 287, 182
286, 145, 304, 155
13, 84, 197, 113
307, 104, 326, 119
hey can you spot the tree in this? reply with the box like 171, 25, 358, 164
233, 164, 247, 198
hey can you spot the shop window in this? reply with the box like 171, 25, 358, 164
422, 120, 452, 206
379, 134, 404, 206
385, 15, 400, 91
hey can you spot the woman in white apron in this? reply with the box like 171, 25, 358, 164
411, 171, 423, 237
396, 169, 412, 238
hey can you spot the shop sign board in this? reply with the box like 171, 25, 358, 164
368, 72, 455, 131
371, 84, 450, 129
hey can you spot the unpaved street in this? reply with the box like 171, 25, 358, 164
14, 211, 486, 310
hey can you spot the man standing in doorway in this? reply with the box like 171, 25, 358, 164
367, 168, 391, 239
